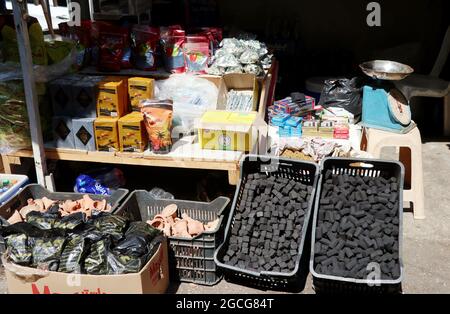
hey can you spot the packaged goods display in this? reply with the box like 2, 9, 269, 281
94, 117, 120, 152
140, 100, 174, 154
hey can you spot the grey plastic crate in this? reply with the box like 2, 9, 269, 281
310, 157, 404, 294
0, 184, 129, 263
115, 191, 230, 285
214, 155, 319, 292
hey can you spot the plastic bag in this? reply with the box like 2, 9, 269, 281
319, 78, 362, 119
155, 75, 218, 135
58, 233, 87, 273
148, 187, 174, 199
4, 233, 32, 265
84, 238, 109, 275
31, 236, 66, 271
25, 211, 58, 230
184, 41, 210, 74
98, 31, 125, 72
89, 213, 128, 241
114, 222, 161, 256
108, 223, 163, 274
131, 26, 160, 71
0, 80, 30, 154
53, 212, 87, 230
141, 100, 174, 153
160, 26, 186, 73
0, 14, 47, 65
74, 174, 111, 195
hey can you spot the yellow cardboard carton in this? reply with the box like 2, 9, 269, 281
97, 77, 128, 117
94, 117, 119, 152
128, 77, 154, 112
198, 111, 266, 152
118, 112, 148, 152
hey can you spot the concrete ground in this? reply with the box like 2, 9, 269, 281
0, 142, 449, 293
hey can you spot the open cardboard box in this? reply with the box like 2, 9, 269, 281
2, 238, 169, 294
200, 73, 261, 116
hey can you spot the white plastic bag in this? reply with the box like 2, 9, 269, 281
155, 75, 218, 135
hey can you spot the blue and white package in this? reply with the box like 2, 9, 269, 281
75, 174, 111, 195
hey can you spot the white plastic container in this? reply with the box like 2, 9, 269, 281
0, 174, 29, 205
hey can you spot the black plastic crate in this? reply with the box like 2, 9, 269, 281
310, 157, 404, 294
0, 184, 129, 262
214, 155, 319, 291
115, 191, 230, 285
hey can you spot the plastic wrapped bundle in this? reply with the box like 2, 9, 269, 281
58, 234, 87, 273
90, 213, 128, 241
5, 233, 32, 265
84, 238, 109, 275
31, 236, 66, 271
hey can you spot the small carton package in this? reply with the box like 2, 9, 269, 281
198, 110, 267, 152
128, 77, 154, 112
97, 77, 128, 117
72, 118, 96, 151
52, 116, 75, 149
118, 112, 148, 152
94, 117, 119, 152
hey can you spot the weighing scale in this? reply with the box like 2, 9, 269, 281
360, 60, 415, 133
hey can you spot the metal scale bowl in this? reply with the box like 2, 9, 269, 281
360, 60, 414, 133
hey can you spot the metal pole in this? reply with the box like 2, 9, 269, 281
11, 0, 48, 187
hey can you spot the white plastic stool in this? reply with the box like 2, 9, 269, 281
365, 126, 425, 219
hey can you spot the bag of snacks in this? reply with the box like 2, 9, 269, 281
140, 99, 173, 154
184, 36, 210, 74
160, 26, 186, 73
131, 25, 160, 71
98, 32, 124, 72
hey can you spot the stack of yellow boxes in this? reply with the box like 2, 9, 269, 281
93, 77, 155, 153
94, 77, 127, 152
94, 76, 154, 153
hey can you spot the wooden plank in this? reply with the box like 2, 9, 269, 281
12, 0, 48, 186
6, 148, 239, 172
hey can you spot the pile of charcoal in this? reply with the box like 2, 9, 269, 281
222, 173, 312, 273
313, 170, 401, 280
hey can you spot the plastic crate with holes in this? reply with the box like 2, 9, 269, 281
115, 191, 230, 285
214, 155, 319, 291
310, 157, 404, 294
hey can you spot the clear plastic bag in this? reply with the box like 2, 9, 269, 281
155, 75, 218, 135
148, 187, 174, 199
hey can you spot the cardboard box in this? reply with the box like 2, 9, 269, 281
49, 77, 77, 117
118, 112, 148, 152
73, 118, 96, 151
201, 73, 260, 113
72, 76, 104, 118
128, 77, 154, 112
3, 239, 169, 294
52, 116, 75, 149
198, 110, 266, 152
94, 117, 119, 152
97, 77, 128, 118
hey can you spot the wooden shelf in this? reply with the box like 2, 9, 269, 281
2, 139, 243, 185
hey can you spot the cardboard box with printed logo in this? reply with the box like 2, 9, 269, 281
52, 116, 75, 149
198, 110, 267, 152
2, 238, 169, 294
128, 77, 154, 112
72, 118, 96, 151
97, 77, 128, 118
94, 117, 119, 152
118, 112, 147, 152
